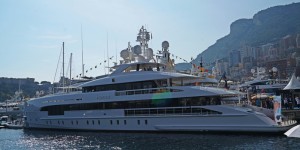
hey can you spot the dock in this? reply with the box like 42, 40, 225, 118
283, 109, 300, 121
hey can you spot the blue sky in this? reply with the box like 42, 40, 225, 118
1, 0, 299, 83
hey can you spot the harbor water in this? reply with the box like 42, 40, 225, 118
1, 129, 300, 150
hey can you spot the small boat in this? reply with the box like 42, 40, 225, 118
285, 125, 300, 138
4, 120, 24, 129
5, 123, 23, 129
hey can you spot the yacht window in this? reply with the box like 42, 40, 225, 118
124, 120, 127, 125
137, 120, 140, 125
41, 96, 224, 115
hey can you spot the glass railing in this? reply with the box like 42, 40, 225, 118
115, 88, 182, 96
124, 106, 222, 116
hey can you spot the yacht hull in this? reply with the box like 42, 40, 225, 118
24, 110, 295, 133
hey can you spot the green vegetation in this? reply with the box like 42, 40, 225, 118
0, 80, 52, 102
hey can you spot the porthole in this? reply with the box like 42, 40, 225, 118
124, 120, 127, 125
137, 120, 140, 125
145, 120, 148, 125
110, 120, 113, 125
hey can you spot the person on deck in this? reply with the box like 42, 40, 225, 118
284, 97, 288, 109
295, 96, 300, 109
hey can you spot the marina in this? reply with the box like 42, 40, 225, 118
1, 1, 300, 149
0, 26, 299, 135
20, 26, 297, 133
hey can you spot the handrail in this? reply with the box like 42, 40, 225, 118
115, 87, 181, 96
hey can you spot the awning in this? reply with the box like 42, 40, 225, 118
283, 74, 300, 90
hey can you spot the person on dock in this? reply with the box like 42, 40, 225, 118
288, 97, 293, 109
284, 97, 288, 109
295, 96, 300, 109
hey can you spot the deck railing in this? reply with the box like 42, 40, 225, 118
124, 106, 222, 116
115, 88, 182, 96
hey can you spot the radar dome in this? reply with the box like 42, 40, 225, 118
146, 48, 153, 59
120, 49, 129, 59
133, 45, 142, 55
162, 41, 169, 49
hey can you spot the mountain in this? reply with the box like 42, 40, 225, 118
180, 2, 300, 68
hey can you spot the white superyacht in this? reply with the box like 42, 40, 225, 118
23, 27, 296, 132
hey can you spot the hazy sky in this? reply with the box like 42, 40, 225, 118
1, 0, 299, 83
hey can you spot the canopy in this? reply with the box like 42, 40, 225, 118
283, 74, 300, 90
251, 93, 269, 99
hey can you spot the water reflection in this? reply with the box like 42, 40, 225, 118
0, 129, 300, 150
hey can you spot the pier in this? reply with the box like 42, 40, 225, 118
283, 109, 300, 121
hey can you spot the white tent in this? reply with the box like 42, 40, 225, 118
283, 74, 300, 90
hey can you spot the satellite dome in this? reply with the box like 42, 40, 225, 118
146, 48, 153, 59
120, 49, 129, 59
162, 41, 169, 49
133, 45, 142, 55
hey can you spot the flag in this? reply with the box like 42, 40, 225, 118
273, 96, 282, 123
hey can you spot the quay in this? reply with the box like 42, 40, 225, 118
283, 109, 300, 121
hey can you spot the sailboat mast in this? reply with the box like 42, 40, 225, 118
62, 42, 65, 88
107, 32, 109, 73
70, 53, 72, 86
81, 25, 84, 77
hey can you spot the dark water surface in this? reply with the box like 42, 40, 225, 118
1, 129, 300, 150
